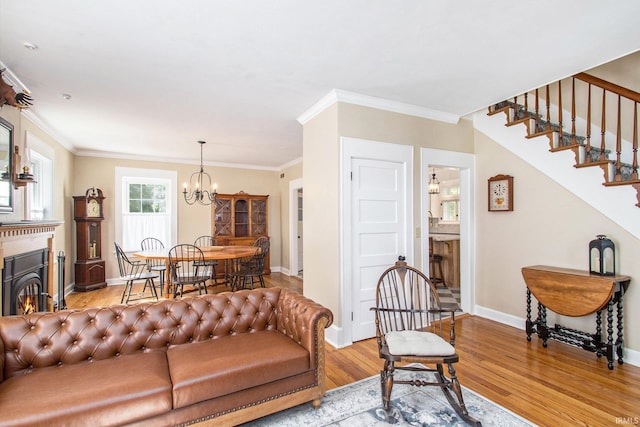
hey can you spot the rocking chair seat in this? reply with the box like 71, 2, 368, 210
386, 330, 455, 356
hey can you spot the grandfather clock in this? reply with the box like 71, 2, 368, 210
73, 188, 107, 292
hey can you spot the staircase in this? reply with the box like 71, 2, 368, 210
487, 73, 640, 208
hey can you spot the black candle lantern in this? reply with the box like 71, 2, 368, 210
589, 235, 616, 276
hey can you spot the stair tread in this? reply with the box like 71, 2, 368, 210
551, 143, 583, 153
604, 179, 640, 187
526, 129, 555, 139
575, 160, 612, 168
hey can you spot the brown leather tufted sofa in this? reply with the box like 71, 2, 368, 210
0, 287, 333, 426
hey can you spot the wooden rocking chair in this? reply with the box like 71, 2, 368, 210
370, 257, 480, 426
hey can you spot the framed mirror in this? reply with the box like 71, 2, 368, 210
0, 116, 14, 212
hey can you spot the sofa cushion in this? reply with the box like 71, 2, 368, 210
0, 351, 172, 427
168, 330, 310, 409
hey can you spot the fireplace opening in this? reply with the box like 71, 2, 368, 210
2, 248, 49, 316
16, 273, 43, 314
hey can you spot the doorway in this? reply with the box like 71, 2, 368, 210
428, 166, 461, 307
421, 148, 476, 315
289, 178, 303, 279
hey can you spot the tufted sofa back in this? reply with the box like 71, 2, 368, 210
0, 288, 287, 380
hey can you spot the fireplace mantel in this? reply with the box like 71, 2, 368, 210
0, 220, 63, 315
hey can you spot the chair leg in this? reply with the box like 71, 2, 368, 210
380, 361, 394, 411
148, 278, 159, 300
120, 281, 130, 304
124, 280, 135, 304
437, 363, 481, 426
211, 265, 218, 285
158, 273, 165, 296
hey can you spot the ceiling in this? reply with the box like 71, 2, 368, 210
1, 1, 640, 169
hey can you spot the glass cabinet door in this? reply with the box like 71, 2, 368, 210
214, 198, 233, 237
251, 199, 267, 236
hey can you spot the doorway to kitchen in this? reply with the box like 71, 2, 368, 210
421, 148, 476, 315
289, 178, 303, 280
429, 166, 461, 307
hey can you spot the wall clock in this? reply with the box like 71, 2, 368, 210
488, 174, 513, 212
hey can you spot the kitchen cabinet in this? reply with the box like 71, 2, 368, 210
431, 236, 460, 288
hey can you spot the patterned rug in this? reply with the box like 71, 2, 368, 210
243, 369, 534, 427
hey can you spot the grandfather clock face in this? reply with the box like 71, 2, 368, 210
87, 199, 101, 217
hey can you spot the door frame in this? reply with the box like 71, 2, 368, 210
288, 178, 303, 276
339, 137, 413, 347
420, 148, 476, 314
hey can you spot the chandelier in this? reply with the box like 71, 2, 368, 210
183, 141, 217, 205
428, 168, 440, 194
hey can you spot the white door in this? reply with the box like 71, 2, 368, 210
351, 157, 409, 341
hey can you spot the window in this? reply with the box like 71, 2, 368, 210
439, 180, 460, 223
441, 200, 459, 222
26, 133, 54, 220
115, 168, 177, 252
127, 183, 166, 213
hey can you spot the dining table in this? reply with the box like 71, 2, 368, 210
133, 245, 257, 297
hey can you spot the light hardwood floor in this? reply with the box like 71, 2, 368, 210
66, 273, 640, 426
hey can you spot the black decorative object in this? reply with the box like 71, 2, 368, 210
589, 235, 615, 276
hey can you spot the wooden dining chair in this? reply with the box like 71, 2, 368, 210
193, 235, 219, 286
370, 257, 479, 425
114, 242, 159, 304
229, 237, 270, 291
168, 244, 210, 298
140, 237, 167, 295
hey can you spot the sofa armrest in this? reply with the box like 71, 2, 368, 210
275, 288, 333, 371
0, 336, 4, 383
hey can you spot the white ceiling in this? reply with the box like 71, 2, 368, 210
1, 1, 640, 169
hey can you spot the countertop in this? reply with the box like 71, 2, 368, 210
430, 232, 460, 241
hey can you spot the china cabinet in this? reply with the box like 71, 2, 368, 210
211, 192, 270, 273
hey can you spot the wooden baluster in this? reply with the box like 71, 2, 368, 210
545, 85, 551, 131
633, 102, 638, 180
523, 92, 530, 133
615, 95, 622, 182
535, 88, 540, 133
586, 83, 592, 162
558, 81, 563, 144
513, 96, 518, 121
600, 88, 607, 161
571, 78, 577, 145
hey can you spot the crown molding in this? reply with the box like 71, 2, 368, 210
0, 61, 31, 93
278, 156, 302, 170
74, 149, 282, 171
297, 88, 460, 125
21, 109, 77, 153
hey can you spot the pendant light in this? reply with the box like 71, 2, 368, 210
182, 141, 217, 205
428, 168, 440, 194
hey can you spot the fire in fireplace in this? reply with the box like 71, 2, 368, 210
2, 248, 49, 316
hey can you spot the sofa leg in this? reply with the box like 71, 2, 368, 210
311, 398, 322, 409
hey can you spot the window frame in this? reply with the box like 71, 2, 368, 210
115, 167, 178, 252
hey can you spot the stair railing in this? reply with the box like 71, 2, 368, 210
489, 72, 640, 207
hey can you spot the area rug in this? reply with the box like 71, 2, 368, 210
243, 369, 534, 427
